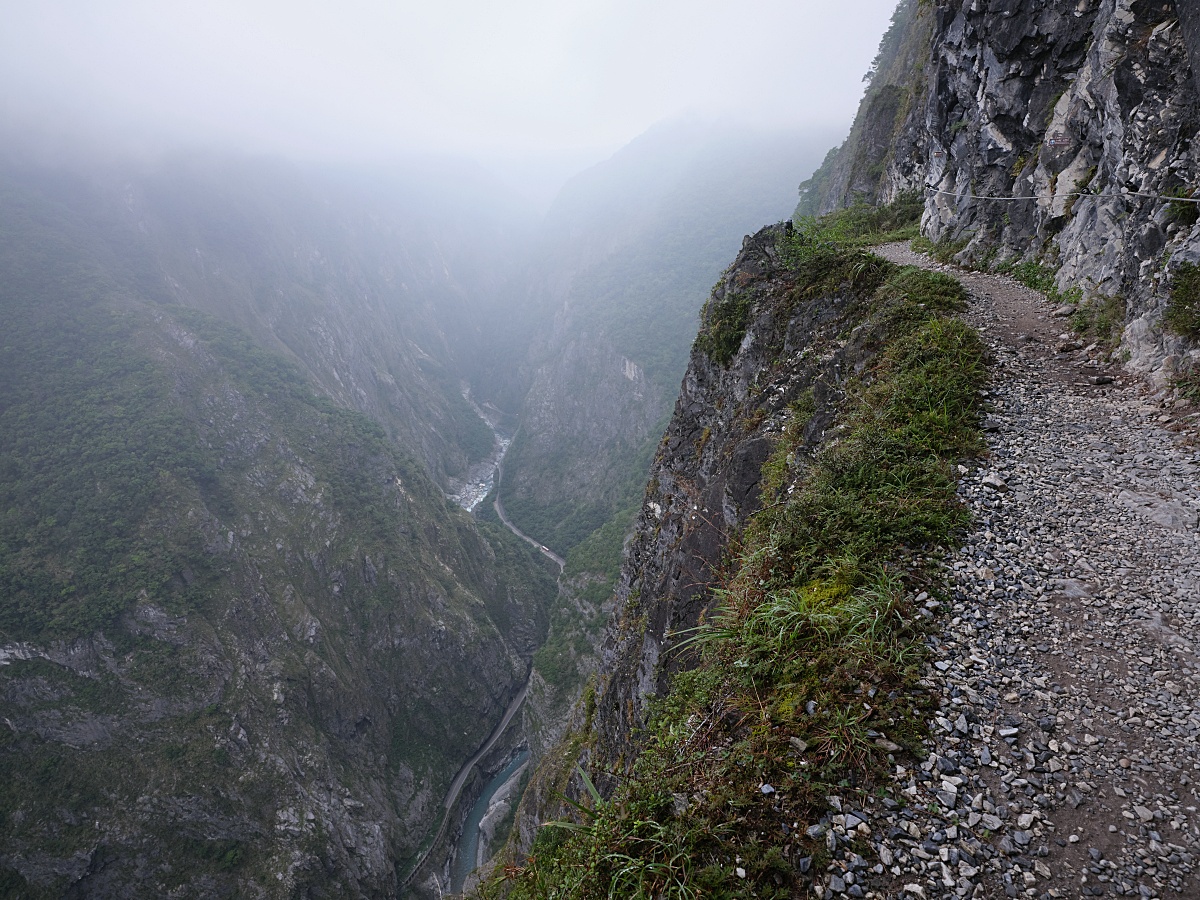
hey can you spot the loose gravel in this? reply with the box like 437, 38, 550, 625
802, 244, 1200, 900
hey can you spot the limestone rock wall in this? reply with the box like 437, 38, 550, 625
812, 0, 1200, 384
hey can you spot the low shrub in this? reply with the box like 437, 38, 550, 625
1164, 262, 1200, 339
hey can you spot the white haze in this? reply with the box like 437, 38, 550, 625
0, 0, 898, 200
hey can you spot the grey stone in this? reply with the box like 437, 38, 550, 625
982, 473, 1009, 492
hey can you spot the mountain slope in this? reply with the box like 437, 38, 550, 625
0, 153, 532, 486
0, 156, 555, 898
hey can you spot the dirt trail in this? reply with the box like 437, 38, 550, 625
807, 243, 1200, 900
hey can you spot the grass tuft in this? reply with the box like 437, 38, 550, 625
911, 233, 969, 264
695, 292, 754, 366
1071, 294, 1126, 349
1164, 262, 1200, 339
479, 195, 985, 899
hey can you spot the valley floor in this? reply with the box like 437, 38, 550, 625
816, 244, 1200, 900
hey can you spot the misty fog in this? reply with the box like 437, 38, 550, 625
1, 0, 899, 202
0, 2, 931, 893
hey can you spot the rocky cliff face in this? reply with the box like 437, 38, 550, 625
1180, 2, 1200, 94
584, 227, 904, 780
806, 0, 1200, 385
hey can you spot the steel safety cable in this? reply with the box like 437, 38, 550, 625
925, 186, 1200, 204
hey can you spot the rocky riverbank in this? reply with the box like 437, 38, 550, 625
448, 397, 513, 512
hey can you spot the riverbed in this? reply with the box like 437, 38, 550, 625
450, 750, 530, 894
448, 394, 512, 512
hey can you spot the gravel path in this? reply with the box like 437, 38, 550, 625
805, 244, 1200, 899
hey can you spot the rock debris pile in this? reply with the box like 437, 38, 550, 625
810, 246, 1200, 900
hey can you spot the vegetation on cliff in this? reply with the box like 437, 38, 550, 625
0, 162, 556, 897
1165, 262, 1200, 340
482, 200, 987, 898
498, 126, 834, 566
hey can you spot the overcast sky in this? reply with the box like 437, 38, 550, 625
1, 0, 898, 173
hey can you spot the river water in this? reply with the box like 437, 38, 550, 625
444, 395, 538, 892
448, 394, 512, 512
449, 750, 530, 894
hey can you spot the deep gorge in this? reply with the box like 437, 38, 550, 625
2, 1, 1199, 897
0, 122, 826, 897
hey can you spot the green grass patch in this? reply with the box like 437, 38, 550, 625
1172, 364, 1200, 403
998, 259, 1058, 295
1164, 262, 1200, 339
767, 318, 982, 581
695, 292, 753, 366
479, 201, 986, 899
695, 194, 925, 368
789, 192, 924, 256
1071, 295, 1126, 349
911, 233, 969, 264
1166, 188, 1200, 230
986, 256, 1081, 306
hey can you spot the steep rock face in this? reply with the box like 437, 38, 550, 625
809, 0, 1200, 384
583, 228, 893, 780
504, 225, 934, 865
1171, 0, 1200, 93
797, 0, 931, 215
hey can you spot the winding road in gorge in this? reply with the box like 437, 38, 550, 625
400, 678, 531, 892
492, 455, 565, 571
403, 430, 565, 892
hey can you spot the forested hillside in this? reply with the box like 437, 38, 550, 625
0, 153, 556, 897
1, 155, 536, 484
